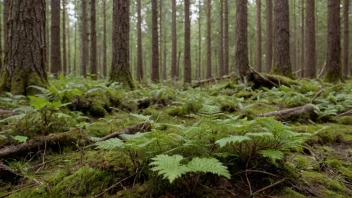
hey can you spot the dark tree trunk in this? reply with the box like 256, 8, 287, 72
224, 0, 229, 75
67, 9, 70, 74
325, 0, 342, 83
74, 21, 77, 74
110, 0, 134, 89
300, 0, 305, 77
236, 0, 249, 81
273, 0, 292, 76
136, 0, 143, 80
171, 0, 177, 80
90, 0, 97, 79
0, 0, 48, 95
51, 0, 61, 76
81, 0, 88, 77
305, 0, 316, 78
343, 0, 349, 77
218, 0, 224, 77
62, 0, 67, 75
256, 0, 262, 72
206, 0, 212, 79
103, 0, 107, 77
184, 0, 191, 84
0, 3, 2, 70
3, 0, 8, 55
151, 0, 159, 82
161, 0, 167, 81
265, 0, 272, 73
197, 0, 202, 80
292, 0, 296, 73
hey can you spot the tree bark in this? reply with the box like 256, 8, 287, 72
161, 0, 167, 81
305, 0, 316, 78
136, 0, 143, 80
110, 0, 134, 89
151, 0, 159, 82
51, 0, 61, 76
265, 0, 273, 73
0, 2, 2, 70
184, 0, 191, 84
103, 0, 107, 77
3, 0, 9, 55
343, 0, 349, 77
0, 0, 48, 95
224, 0, 229, 76
62, 0, 67, 75
74, 21, 77, 74
206, 0, 212, 79
171, 0, 177, 80
197, 0, 202, 80
81, 0, 88, 77
273, 0, 292, 77
90, 0, 97, 79
256, 0, 262, 72
236, 0, 249, 81
325, 0, 342, 83
292, 0, 296, 73
300, 0, 305, 77
218, 0, 224, 77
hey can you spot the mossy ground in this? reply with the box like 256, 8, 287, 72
1, 77, 352, 197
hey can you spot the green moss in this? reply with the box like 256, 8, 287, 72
115, 183, 151, 198
237, 90, 253, 99
167, 100, 202, 116
291, 155, 318, 170
335, 116, 352, 125
298, 80, 321, 94
45, 169, 69, 186
280, 187, 306, 198
51, 166, 114, 197
89, 104, 107, 117
301, 171, 348, 194
325, 71, 344, 84
7, 186, 48, 198
326, 159, 352, 179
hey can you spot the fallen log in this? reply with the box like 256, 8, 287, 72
191, 74, 237, 88
0, 161, 23, 183
259, 104, 316, 121
248, 72, 299, 89
0, 123, 151, 159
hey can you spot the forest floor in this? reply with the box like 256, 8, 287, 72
0, 75, 352, 198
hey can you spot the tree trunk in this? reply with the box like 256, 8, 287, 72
90, 0, 97, 79
224, 0, 229, 75
74, 21, 77, 74
0, 2, 2, 70
0, 0, 48, 95
136, 0, 143, 80
3, 0, 8, 55
161, 0, 167, 81
81, 0, 88, 77
103, 0, 107, 77
50, 0, 61, 76
151, 0, 159, 82
236, 0, 249, 81
206, 0, 212, 79
273, 0, 292, 77
305, 0, 316, 78
218, 0, 224, 77
256, 0, 262, 72
184, 0, 191, 84
292, 0, 296, 73
343, 0, 349, 77
325, 0, 342, 83
159, 0, 163, 79
265, 0, 273, 73
67, 10, 70, 75
300, 0, 305, 77
62, 0, 67, 75
171, 0, 177, 80
110, 0, 134, 90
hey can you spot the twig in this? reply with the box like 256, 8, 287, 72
317, 61, 326, 78
233, 169, 279, 178
252, 178, 286, 196
0, 183, 38, 198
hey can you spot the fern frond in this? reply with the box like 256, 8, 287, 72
150, 155, 190, 183
245, 132, 274, 138
95, 138, 124, 150
216, 135, 252, 148
187, 157, 231, 179
260, 149, 284, 161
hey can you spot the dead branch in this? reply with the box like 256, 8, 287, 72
100, 122, 151, 141
259, 104, 316, 121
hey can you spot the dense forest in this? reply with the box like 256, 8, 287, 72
0, 0, 352, 197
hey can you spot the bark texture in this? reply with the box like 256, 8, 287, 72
0, 0, 48, 95
218, 0, 224, 77
90, 0, 97, 79
62, 0, 67, 75
256, 0, 262, 72
273, 0, 292, 77
3, 0, 9, 55
151, 0, 159, 82
265, 0, 273, 73
110, 0, 134, 89
206, 0, 212, 79
305, 0, 316, 78
224, 0, 229, 75
184, 0, 191, 84
81, 0, 88, 77
103, 0, 107, 77
171, 0, 177, 80
236, 0, 249, 81
50, 0, 61, 76
137, 0, 143, 80
325, 0, 342, 83
343, 0, 349, 77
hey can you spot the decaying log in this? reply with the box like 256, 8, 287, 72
249, 72, 299, 89
0, 161, 23, 183
259, 104, 316, 121
191, 74, 237, 88
100, 122, 151, 141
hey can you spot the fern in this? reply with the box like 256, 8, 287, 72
150, 155, 190, 183
95, 138, 124, 150
216, 135, 252, 148
187, 157, 231, 179
260, 149, 284, 161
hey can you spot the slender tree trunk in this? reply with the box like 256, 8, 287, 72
110, 0, 134, 89
325, 0, 342, 83
159, 0, 163, 78
198, 0, 202, 80
292, 0, 296, 73
3, 0, 8, 55
305, 0, 316, 78
273, 0, 292, 76
136, 0, 143, 80
236, 0, 249, 80
161, 0, 167, 81
224, 0, 229, 75
300, 0, 305, 77
46, 1, 50, 71
265, 0, 273, 73
219, 0, 224, 77
184, 0, 191, 84
51, 0, 61, 76
0, 3, 2, 70
0, 0, 48, 95
343, 0, 349, 77
90, 0, 97, 79
151, 0, 159, 82
256, 0, 262, 72
171, 0, 177, 80
206, 0, 212, 79
81, 0, 88, 77
67, 13, 70, 74
62, 0, 67, 75
102, 0, 107, 77
74, 21, 77, 74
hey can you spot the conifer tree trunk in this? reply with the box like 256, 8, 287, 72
265, 0, 273, 73
305, 0, 316, 78
184, 0, 191, 84
151, 0, 159, 82
161, 0, 167, 81
198, 0, 202, 80
62, 0, 67, 75
343, 0, 349, 77
171, 0, 177, 80
300, 0, 305, 77
218, 0, 224, 77
103, 0, 107, 77
67, 11, 70, 74
51, 0, 61, 76
0, 3, 2, 70
256, 0, 262, 72
273, 0, 292, 76
3, 0, 8, 55
236, 0, 249, 80
325, 0, 342, 83
81, 0, 88, 77
90, 0, 97, 79
74, 21, 77, 74
137, 0, 143, 80
206, 0, 212, 79
0, 0, 48, 95
292, 0, 296, 73
110, 0, 134, 89
224, 0, 229, 75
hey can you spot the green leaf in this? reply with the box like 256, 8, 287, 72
187, 157, 231, 179
95, 138, 124, 150
261, 149, 284, 161
245, 132, 274, 138
216, 135, 252, 148
13, 135, 28, 143
150, 155, 190, 183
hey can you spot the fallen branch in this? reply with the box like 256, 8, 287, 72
335, 110, 352, 118
100, 122, 151, 141
191, 74, 237, 88
0, 109, 18, 117
259, 104, 316, 121
0, 183, 37, 198
252, 178, 286, 196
